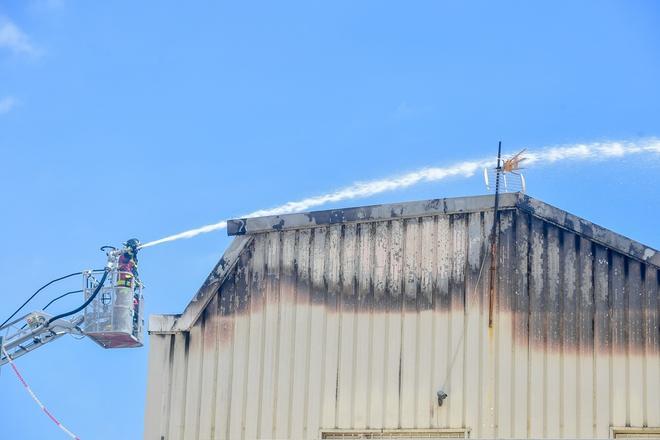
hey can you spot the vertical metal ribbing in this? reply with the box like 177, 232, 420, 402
147, 201, 660, 440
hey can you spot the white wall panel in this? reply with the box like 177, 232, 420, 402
145, 208, 659, 439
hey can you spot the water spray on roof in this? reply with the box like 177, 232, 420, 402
1, 137, 659, 437
139, 138, 660, 249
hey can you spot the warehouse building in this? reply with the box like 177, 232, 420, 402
144, 193, 659, 439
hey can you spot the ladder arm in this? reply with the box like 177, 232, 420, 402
0, 312, 84, 366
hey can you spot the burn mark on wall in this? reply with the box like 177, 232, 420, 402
149, 197, 660, 440
211, 209, 659, 356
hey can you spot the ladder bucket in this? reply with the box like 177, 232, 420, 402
83, 270, 144, 348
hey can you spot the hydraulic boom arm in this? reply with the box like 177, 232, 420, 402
0, 311, 84, 366
1, 237, 145, 367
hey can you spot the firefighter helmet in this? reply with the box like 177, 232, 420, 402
124, 238, 140, 250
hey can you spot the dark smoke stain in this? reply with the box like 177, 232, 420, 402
424, 199, 442, 211
205, 214, 658, 356
272, 219, 285, 231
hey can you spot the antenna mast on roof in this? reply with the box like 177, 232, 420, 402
487, 142, 502, 328
485, 145, 527, 327
483, 149, 527, 193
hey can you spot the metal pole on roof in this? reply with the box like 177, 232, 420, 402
488, 141, 502, 328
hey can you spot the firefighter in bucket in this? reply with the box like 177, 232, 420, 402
116, 238, 141, 337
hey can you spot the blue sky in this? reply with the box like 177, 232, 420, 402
1, 1, 659, 438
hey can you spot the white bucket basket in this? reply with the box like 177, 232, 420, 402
83, 269, 144, 348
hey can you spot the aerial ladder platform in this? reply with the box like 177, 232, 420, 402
0, 242, 144, 367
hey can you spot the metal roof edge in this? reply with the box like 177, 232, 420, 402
227, 192, 658, 268
147, 235, 254, 333
148, 314, 181, 334
162, 193, 658, 333
227, 193, 519, 236
515, 194, 659, 268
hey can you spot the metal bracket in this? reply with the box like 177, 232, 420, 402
437, 390, 448, 406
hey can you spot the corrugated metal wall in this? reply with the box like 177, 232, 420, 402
144, 209, 659, 439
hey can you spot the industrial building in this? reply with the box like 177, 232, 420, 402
144, 193, 659, 439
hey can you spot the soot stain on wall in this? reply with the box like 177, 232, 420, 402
211, 210, 659, 356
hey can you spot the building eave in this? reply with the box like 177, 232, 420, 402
149, 235, 253, 334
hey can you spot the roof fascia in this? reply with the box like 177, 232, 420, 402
148, 235, 254, 333
227, 193, 518, 236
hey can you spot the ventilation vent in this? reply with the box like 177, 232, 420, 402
320, 429, 469, 439
611, 427, 660, 438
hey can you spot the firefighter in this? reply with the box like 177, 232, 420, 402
117, 238, 140, 287
116, 238, 141, 337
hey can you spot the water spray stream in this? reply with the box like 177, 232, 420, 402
139, 138, 660, 249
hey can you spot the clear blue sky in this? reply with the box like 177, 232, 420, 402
1, 1, 659, 438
